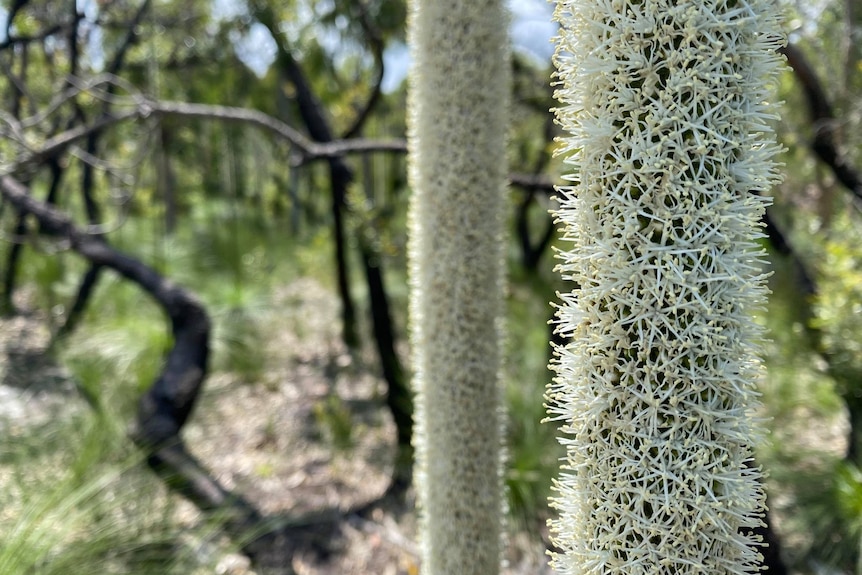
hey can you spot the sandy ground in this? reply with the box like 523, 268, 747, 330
0, 281, 552, 574
1, 277, 853, 574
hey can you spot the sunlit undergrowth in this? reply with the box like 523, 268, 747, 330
0, 409, 229, 575
9, 194, 859, 572
758, 242, 854, 572
0, 210, 331, 573
796, 209, 862, 571
505, 265, 563, 531
8, 192, 570, 545
2, 205, 336, 573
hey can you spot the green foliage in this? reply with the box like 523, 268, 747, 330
836, 462, 862, 538
761, 251, 841, 419
759, 229, 862, 572
504, 264, 562, 528
812, 212, 862, 386
0, 412, 221, 575
212, 304, 267, 383
60, 281, 170, 404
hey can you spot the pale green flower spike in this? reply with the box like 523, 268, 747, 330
547, 0, 785, 573
407, 1, 509, 574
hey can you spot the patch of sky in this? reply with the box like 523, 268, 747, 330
0, 0, 831, 81
0, 0, 555, 87
381, 0, 555, 92
214, 0, 556, 88
787, 0, 831, 42
230, 23, 278, 77
508, 0, 556, 63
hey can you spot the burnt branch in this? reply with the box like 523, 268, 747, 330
4, 84, 558, 205
0, 175, 204, 438
106, 0, 152, 77
0, 173, 263, 531
782, 43, 862, 200
54, 0, 152, 339
0, 173, 413, 574
0, 25, 65, 51
510, 172, 556, 195
4, 98, 406, 176
516, 190, 555, 270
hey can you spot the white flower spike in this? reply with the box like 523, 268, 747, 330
407, 1, 509, 574
547, 0, 784, 573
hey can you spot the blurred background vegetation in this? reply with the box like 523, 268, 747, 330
0, 0, 860, 573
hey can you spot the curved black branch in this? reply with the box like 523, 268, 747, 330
0, 175, 206, 442
0, 174, 419, 574
0, 174, 262, 529
782, 43, 862, 200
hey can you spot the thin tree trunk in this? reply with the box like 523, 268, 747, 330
1, 214, 28, 316
54, 0, 151, 339
159, 124, 178, 234
359, 153, 413, 492
255, 7, 413, 489
2, 161, 64, 315
515, 190, 555, 271
265, 27, 359, 349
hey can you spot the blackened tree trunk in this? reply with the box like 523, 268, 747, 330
55, 0, 151, 340
261, 11, 359, 349
2, 161, 65, 315
515, 190, 555, 271
256, 5, 413, 490
0, 173, 268, 560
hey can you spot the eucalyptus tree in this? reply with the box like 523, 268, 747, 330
547, 0, 785, 572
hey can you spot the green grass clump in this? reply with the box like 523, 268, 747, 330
0, 410, 223, 575
504, 269, 562, 529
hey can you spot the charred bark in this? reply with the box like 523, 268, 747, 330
782, 43, 862, 463
782, 43, 862, 200
0, 174, 265, 554
2, 161, 64, 315
53, 0, 151, 339
515, 190, 555, 271
277, 52, 359, 347
1, 212, 28, 316
258, 7, 413, 491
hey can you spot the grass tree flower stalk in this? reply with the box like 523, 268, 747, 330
407, 1, 509, 573
547, 0, 784, 573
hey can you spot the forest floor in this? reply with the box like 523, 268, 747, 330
0, 278, 552, 575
